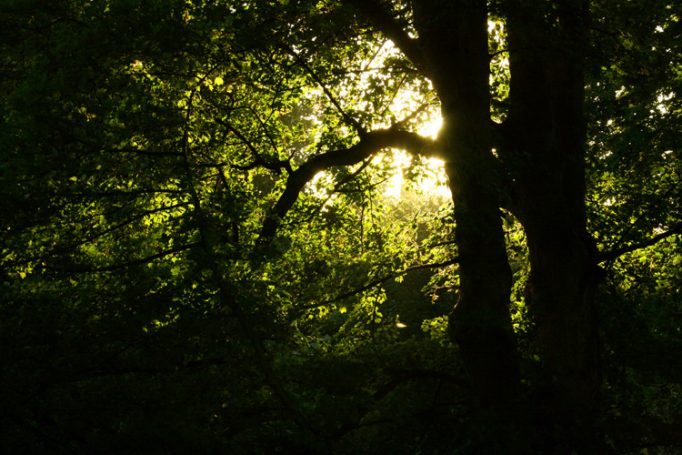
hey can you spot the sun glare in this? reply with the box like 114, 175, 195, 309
418, 115, 443, 139
308, 39, 451, 202
382, 114, 450, 200
382, 151, 450, 200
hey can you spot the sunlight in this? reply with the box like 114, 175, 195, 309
368, 43, 448, 200
306, 39, 451, 202
381, 151, 451, 200
382, 114, 450, 200
418, 114, 443, 139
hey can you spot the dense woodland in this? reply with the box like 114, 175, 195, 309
1, 0, 681, 453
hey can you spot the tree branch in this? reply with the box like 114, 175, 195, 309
6, 203, 188, 269
343, 0, 427, 74
300, 257, 458, 310
598, 222, 682, 263
41, 242, 200, 274
257, 128, 438, 244
214, 117, 292, 173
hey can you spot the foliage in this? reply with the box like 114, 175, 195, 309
1, 0, 680, 452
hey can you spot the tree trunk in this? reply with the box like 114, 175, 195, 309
504, 0, 603, 450
413, 1, 522, 450
412, 0, 602, 451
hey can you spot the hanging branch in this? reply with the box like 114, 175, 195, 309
214, 117, 292, 173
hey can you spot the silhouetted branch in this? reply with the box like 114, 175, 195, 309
257, 128, 437, 244
215, 117, 292, 173
598, 222, 682, 263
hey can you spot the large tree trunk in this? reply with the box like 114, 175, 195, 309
413, 1, 522, 450
412, 0, 602, 451
504, 0, 603, 450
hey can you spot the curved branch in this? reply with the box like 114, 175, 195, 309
343, 0, 427, 74
598, 222, 682, 263
257, 128, 438, 244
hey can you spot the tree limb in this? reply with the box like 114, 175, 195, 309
598, 222, 682, 263
257, 128, 438, 244
214, 117, 292, 173
300, 257, 458, 310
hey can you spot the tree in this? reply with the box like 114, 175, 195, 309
2, 0, 680, 453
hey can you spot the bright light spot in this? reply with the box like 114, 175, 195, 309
418, 115, 443, 139
377, 108, 449, 200
381, 150, 410, 199
656, 91, 675, 114
419, 157, 450, 197
396, 322, 407, 328
310, 170, 327, 187
599, 150, 613, 160
308, 170, 337, 206
305, 39, 451, 202
615, 86, 627, 99
381, 149, 450, 200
